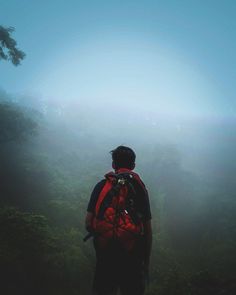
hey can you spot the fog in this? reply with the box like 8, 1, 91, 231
1, 1, 236, 293
25, 38, 226, 176
1, 44, 236, 294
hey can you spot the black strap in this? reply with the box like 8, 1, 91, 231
97, 182, 122, 219
83, 232, 93, 242
96, 173, 137, 220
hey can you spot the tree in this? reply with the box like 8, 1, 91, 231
0, 102, 37, 143
0, 26, 25, 65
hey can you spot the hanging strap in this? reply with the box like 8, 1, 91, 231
95, 179, 113, 217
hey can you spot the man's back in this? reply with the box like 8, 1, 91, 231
85, 146, 152, 295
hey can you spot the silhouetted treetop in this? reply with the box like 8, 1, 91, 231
0, 26, 25, 66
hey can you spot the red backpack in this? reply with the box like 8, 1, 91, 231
92, 169, 145, 251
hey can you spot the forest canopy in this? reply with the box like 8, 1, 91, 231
0, 89, 235, 295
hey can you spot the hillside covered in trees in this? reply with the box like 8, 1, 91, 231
0, 90, 235, 295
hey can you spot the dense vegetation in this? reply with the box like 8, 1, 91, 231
0, 91, 235, 295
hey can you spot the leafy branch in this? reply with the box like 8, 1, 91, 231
0, 26, 25, 66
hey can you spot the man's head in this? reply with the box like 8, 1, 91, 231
110, 145, 136, 170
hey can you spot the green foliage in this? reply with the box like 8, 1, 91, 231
0, 26, 25, 65
0, 207, 54, 294
0, 103, 37, 143
0, 95, 47, 210
0, 207, 93, 295
0, 93, 235, 294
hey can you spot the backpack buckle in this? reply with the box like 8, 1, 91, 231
117, 178, 126, 185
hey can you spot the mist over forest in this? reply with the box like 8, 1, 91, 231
0, 87, 235, 294
1, 1, 236, 293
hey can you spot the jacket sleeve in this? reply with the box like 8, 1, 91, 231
132, 179, 152, 221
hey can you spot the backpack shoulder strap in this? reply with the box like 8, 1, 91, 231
94, 172, 115, 217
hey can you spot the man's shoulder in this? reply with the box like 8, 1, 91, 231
129, 172, 147, 190
93, 179, 106, 191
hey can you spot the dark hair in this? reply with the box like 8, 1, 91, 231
110, 146, 136, 169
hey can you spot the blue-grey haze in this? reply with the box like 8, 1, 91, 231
0, 0, 235, 118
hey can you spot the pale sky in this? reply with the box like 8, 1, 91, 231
1, 0, 236, 118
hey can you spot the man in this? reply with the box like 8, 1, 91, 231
85, 146, 152, 295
